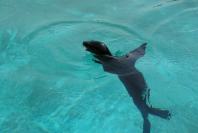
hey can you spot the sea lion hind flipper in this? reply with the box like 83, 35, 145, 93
148, 107, 171, 120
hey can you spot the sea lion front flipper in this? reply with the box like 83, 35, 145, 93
93, 54, 115, 62
93, 55, 121, 74
127, 43, 147, 62
92, 59, 102, 64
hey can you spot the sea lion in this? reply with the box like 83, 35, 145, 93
83, 40, 171, 133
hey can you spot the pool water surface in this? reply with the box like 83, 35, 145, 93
0, 0, 198, 133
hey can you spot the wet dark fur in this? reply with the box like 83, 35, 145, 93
83, 40, 171, 133
83, 41, 112, 56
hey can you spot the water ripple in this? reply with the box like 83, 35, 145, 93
151, 7, 198, 36
22, 20, 146, 43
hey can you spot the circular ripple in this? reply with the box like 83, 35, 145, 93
24, 20, 145, 77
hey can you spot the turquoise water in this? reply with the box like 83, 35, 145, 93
0, 0, 198, 133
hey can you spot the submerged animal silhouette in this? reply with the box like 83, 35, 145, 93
83, 40, 171, 133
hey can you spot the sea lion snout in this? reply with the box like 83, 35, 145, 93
82, 41, 90, 47
82, 40, 112, 56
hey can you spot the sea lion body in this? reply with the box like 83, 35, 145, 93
83, 40, 171, 133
